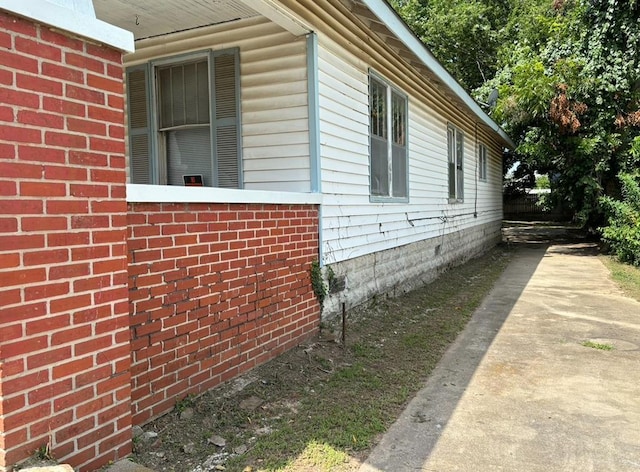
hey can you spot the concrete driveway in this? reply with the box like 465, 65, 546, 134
361, 224, 640, 472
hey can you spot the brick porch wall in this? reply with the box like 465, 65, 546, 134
127, 203, 321, 425
0, 7, 321, 469
0, 11, 131, 472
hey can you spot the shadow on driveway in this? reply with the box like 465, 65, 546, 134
361, 221, 640, 472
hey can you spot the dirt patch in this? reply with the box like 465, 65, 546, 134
132, 336, 364, 471
130, 247, 512, 472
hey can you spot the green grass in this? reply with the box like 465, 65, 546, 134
279, 441, 352, 472
581, 340, 614, 351
133, 247, 512, 472
600, 255, 640, 302
221, 249, 512, 471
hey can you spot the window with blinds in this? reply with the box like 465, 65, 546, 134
125, 49, 241, 188
369, 72, 408, 201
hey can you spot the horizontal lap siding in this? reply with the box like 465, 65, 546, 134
242, 32, 310, 191
127, 203, 320, 425
125, 17, 311, 192
317, 31, 503, 265
477, 147, 504, 220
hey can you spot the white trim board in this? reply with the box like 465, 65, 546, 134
360, 0, 514, 149
126, 184, 323, 205
0, 0, 134, 52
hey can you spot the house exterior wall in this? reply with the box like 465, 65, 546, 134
322, 221, 502, 317
122, 16, 322, 425
315, 32, 504, 267
0, 10, 131, 471
121, 2, 509, 319
127, 202, 320, 425
0, 7, 321, 471
272, 2, 505, 316
124, 16, 311, 192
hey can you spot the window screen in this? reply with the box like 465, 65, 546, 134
125, 49, 241, 188
369, 73, 407, 199
448, 125, 464, 201
158, 61, 210, 129
478, 144, 488, 181
370, 77, 388, 196
391, 91, 407, 198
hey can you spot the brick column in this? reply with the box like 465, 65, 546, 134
0, 8, 133, 471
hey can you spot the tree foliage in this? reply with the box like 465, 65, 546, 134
392, 0, 640, 229
390, 0, 509, 90
491, 0, 640, 227
600, 173, 640, 265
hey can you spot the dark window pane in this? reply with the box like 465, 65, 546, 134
370, 78, 387, 139
158, 60, 209, 128
371, 136, 389, 196
392, 144, 406, 197
448, 127, 455, 198
392, 92, 406, 147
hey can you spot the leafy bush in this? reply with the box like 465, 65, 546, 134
599, 173, 640, 266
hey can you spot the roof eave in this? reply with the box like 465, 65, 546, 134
359, 0, 515, 149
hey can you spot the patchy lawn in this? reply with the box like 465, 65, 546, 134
131, 247, 512, 472
600, 255, 640, 302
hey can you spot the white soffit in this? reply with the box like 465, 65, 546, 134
93, 0, 261, 40
0, 0, 134, 51
238, 0, 310, 36
356, 0, 515, 149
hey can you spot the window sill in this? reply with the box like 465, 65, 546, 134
370, 195, 409, 204
126, 184, 323, 205
448, 198, 464, 204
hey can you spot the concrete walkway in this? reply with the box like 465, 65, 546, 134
361, 226, 640, 471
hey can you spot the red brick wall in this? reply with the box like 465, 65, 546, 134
127, 203, 320, 425
0, 11, 131, 471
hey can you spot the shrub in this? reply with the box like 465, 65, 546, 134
599, 173, 640, 266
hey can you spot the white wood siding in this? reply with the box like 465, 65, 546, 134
124, 17, 311, 192
318, 34, 503, 265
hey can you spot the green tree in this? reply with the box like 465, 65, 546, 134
600, 173, 640, 265
536, 174, 550, 189
485, 0, 640, 227
390, 0, 509, 90
393, 0, 640, 229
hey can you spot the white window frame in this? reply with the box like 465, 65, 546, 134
478, 143, 488, 182
369, 71, 409, 202
447, 124, 464, 202
125, 48, 242, 188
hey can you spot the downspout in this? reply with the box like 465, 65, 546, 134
307, 32, 324, 264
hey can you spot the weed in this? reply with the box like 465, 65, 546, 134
131, 434, 144, 454
581, 340, 614, 351
133, 247, 512, 472
34, 442, 53, 461
314, 355, 333, 372
174, 393, 196, 413
310, 260, 327, 306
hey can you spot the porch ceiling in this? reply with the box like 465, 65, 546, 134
92, 0, 260, 40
